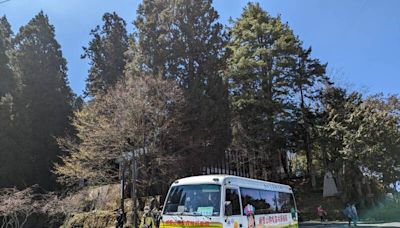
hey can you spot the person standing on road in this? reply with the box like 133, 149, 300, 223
351, 203, 358, 226
116, 208, 125, 228
343, 203, 353, 226
316, 205, 327, 222
139, 206, 156, 228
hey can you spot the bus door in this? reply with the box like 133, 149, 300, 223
224, 187, 245, 228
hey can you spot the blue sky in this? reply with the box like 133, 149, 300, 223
2, 0, 399, 96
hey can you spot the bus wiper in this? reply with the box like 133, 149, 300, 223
164, 212, 177, 215
179, 212, 193, 216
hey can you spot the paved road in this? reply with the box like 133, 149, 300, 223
300, 222, 400, 228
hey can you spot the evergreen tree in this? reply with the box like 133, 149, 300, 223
132, 0, 231, 172
291, 47, 328, 188
0, 15, 18, 187
226, 3, 300, 180
0, 15, 14, 97
83, 12, 128, 97
0, 93, 17, 187
341, 94, 400, 201
316, 87, 360, 171
130, 0, 170, 76
316, 86, 364, 201
10, 12, 73, 189
316, 89, 400, 202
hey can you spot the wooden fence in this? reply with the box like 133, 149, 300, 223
201, 149, 250, 178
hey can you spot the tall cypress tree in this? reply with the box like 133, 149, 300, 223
0, 16, 18, 187
130, 0, 170, 76
226, 3, 300, 180
83, 12, 128, 97
0, 16, 14, 97
10, 12, 73, 189
132, 0, 231, 172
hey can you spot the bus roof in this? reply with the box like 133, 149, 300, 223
171, 175, 293, 193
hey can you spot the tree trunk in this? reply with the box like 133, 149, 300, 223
299, 85, 316, 189
355, 179, 364, 207
305, 131, 316, 189
249, 149, 255, 178
366, 179, 375, 207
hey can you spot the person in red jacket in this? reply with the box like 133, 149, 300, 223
317, 205, 327, 222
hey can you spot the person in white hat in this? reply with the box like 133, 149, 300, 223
139, 206, 156, 228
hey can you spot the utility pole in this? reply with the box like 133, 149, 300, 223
126, 137, 138, 228
120, 161, 125, 213
131, 152, 138, 228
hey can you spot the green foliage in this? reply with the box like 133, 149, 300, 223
0, 15, 14, 97
362, 194, 400, 222
290, 46, 328, 188
315, 86, 400, 202
342, 95, 400, 185
82, 12, 128, 98
132, 0, 231, 172
1, 12, 74, 189
0, 16, 17, 187
226, 2, 302, 179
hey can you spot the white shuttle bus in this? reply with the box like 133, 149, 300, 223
160, 175, 298, 228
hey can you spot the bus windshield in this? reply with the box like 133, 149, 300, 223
163, 184, 221, 216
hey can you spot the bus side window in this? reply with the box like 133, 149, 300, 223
225, 189, 241, 215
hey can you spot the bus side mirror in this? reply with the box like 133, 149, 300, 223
225, 201, 233, 216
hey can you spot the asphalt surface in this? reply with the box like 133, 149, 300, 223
300, 221, 400, 228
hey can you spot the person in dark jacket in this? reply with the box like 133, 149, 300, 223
343, 203, 356, 226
